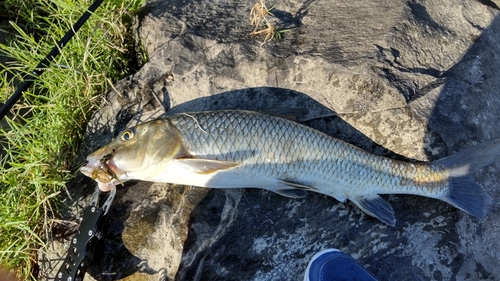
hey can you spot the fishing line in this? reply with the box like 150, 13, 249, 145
0, 0, 105, 121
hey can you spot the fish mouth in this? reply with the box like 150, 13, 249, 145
80, 154, 123, 192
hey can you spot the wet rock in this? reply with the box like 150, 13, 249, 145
40, 0, 500, 280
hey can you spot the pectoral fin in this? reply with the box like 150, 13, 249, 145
350, 195, 396, 226
174, 158, 240, 174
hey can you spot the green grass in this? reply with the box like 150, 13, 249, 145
0, 0, 145, 278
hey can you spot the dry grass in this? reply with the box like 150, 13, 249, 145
249, 0, 287, 44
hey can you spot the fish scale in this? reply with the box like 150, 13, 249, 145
168, 111, 443, 197
81, 110, 497, 226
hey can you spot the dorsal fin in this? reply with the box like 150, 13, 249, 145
263, 108, 309, 121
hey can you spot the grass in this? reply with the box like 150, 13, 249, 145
0, 0, 145, 279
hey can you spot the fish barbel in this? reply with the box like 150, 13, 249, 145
81, 110, 497, 226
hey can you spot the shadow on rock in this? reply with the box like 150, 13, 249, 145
84, 183, 145, 280
418, 12, 500, 281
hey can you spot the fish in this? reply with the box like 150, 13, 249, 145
80, 110, 497, 226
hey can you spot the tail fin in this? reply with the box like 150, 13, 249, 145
442, 176, 492, 218
434, 138, 500, 218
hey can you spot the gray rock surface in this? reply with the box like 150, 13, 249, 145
40, 0, 500, 280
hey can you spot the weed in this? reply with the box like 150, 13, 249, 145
249, 0, 287, 44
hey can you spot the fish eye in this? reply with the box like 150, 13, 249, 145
121, 130, 134, 141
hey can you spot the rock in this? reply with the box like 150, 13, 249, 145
40, 0, 500, 280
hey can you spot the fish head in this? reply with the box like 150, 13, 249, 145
80, 119, 184, 191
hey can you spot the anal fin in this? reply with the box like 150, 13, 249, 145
350, 195, 396, 226
271, 189, 308, 199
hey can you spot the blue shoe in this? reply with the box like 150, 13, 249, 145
304, 249, 379, 281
